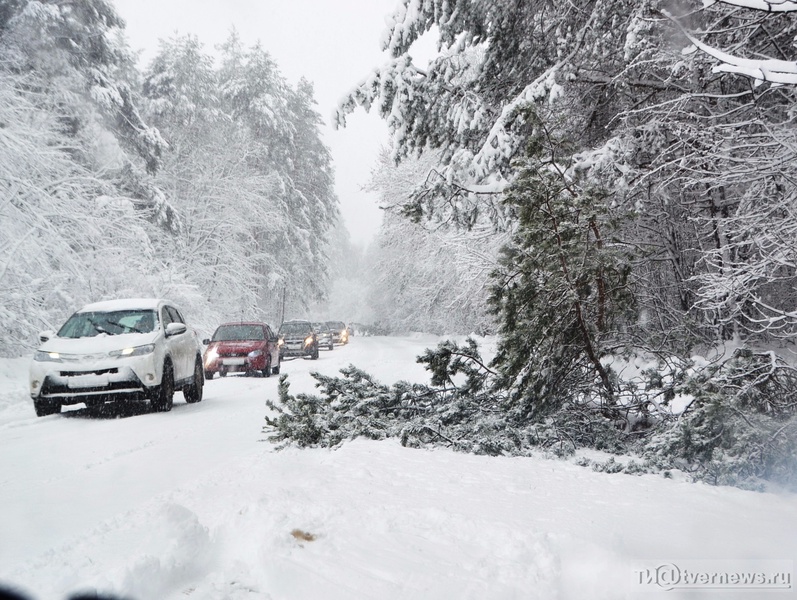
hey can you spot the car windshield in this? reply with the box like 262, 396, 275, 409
280, 322, 311, 335
327, 321, 345, 331
212, 325, 265, 341
312, 322, 329, 332
58, 310, 158, 338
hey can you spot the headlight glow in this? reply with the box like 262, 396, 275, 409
277, 338, 284, 347
304, 336, 314, 347
34, 350, 62, 362
248, 349, 263, 358
109, 344, 155, 358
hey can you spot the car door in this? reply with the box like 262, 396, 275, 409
161, 305, 192, 380
170, 306, 197, 379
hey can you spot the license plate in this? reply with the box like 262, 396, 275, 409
67, 374, 110, 388
223, 358, 246, 366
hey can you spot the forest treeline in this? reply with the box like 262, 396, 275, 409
0, 0, 339, 345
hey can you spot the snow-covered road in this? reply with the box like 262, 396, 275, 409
0, 335, 437, 566
0, 335, 795, 599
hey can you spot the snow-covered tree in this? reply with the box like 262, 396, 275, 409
365, 149, 499, 334
142, 33, 340, 328
0, 0, 165, 173
0, 7, 340, 351
661, 1, 797, 342
489, 118, 634, 416
0, 0, 182, 352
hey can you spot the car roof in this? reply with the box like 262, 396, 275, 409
78, 298, 167, 312
217, 322, 269, 327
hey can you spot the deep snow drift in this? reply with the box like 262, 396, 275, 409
0, 335, 794, 599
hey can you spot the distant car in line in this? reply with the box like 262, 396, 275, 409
278, 320, 319, 360
29, 298, 204, 416
312, 321, 335, 351
326, 321, 349, 345
202, 322, 281, 379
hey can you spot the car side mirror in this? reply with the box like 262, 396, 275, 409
202, 338, 211, 345
165, 322, 187, 337
39, 330, 55, 343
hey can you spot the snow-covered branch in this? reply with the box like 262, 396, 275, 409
708, 0, 797, 11
666, 8, 797, 85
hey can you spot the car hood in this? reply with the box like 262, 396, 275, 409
208, 340, 265, 353
38, 332, 160, 355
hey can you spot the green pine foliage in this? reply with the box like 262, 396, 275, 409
265, 339, 629, 458
264, 342, 509, 454
490, 120, 634, 420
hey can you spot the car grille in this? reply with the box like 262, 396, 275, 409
60, 368, 118, 377
41, 378, 143, 396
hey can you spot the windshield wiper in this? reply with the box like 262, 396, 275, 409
86, 317, 112, 335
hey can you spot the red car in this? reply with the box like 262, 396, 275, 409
203, 322, 281, 379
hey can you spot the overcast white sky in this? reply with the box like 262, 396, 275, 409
112, 0, 413, 247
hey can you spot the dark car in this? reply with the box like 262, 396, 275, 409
203, 322, 281, 379
312, 321, 335, 351
278, 320, 319, 360
326, 321, 349, 345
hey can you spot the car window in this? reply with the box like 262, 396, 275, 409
279, 322, 311, 335
212, 325, 265, 341
166, 306, 184, 324
161, 307, 174, 327
57, 310, 158, 338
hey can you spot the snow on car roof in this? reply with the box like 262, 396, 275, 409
78, 298, 168, 313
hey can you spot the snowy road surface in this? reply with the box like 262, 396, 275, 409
0, 335, 795, 599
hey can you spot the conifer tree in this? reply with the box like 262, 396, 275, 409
490, 118, 633, 418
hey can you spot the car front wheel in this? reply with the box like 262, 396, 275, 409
151, 361, 174, 412
261, 354, 272, 378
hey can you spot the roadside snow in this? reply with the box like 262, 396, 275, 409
0, 336, 794, 600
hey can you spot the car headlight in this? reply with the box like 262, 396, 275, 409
277, 338, 284, 347
34, 350, 62, 362
248, 349, 263, 358
304, 336, 314, 347
204, 347, 218, 366
109, 344, 155, 358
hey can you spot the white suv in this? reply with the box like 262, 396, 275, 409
29, 298, 204, 416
